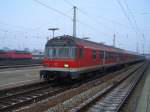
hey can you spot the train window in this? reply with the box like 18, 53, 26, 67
108, 52, 110, 59
70, 47, 76, 58
48, 48, 56, 57
46, 47, 76, 58
92, 50, 96, 59
100, 51, 104, 59
113, 53, 115, 58
79, 48, 83, 58
105, 52, 107, 59
108, 52, 111, 59
105, 52, 108, 59
110, 52, 113, 59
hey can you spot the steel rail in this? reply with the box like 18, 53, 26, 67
0, 84, 66, 111
69, 62, 147, 112
0, 64, 42, 69
0, 62, 143, 111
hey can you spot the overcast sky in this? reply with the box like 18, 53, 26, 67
0, 0, 149, 53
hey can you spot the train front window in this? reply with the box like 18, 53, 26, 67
46, 47, 76, 58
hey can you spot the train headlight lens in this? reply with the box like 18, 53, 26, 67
64, 64, 69, 68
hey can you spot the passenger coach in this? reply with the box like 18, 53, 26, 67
40, 35, 144, 80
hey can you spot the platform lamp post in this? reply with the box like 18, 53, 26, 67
82, 37, 90, 40
48, 28, 59, 38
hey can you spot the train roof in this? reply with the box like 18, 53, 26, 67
46, 35, 138, 55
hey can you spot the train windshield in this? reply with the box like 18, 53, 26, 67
46, 47, 76, 58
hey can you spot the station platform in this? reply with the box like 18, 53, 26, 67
0, 66, 43, 90
136, 64, 150, 112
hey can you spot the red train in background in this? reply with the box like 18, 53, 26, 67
0, 50, 32, 60
40, 35, 144, 80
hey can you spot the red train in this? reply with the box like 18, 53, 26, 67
40, 35, 144, 80
0, 50, 32, 60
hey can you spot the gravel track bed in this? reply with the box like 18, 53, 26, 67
0, 79, 43, 91
47, 64, 141, 112
120, 64, 149, 112
16, 64, 134, 112
0, 59, 41, 66
14, 63, 142, 112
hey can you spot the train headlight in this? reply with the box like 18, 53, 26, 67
64, 64, 69, 68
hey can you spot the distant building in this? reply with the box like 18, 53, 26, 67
24, 48, 30, 52
31, 49, 44, 59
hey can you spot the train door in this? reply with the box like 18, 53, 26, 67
103, 51, 106, 65
78, 47, 84, 68
100, 50, 105, 65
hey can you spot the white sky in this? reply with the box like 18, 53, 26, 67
0, 0, 149, 53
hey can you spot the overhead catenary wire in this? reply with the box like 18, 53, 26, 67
123, 0, 139, 31
0, 27, 47, 40
63, 0, 117, 32
63, 0, 135, 30
0, 21, 33, 31
122, 0, 142, 53
63, 0, 117, 36
116, 0, 139, 36
63, 0, 74, 7
63, 0, 145, 44
33, 0, 72, 20
76, 19, 111, 36
78, 8, 118, 33
54, 0, 112, 36
123, 0, 142, 40
33, 0, 112, 36
122, 0, 146, 53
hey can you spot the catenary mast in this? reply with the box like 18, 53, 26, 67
73, 6, 77, 37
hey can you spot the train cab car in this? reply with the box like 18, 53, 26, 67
40, 35, 114, 80
40, 35, 144, 80
40, 36, 79, 80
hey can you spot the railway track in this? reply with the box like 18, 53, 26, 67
0, 64, 42, 69
0, 62, 144, 112
0, 81, 48, 98
69, 62, 149, 112
0, 81, 68, 111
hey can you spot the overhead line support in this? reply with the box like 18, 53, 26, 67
73, 6, 77, 37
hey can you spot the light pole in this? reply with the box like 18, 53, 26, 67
82, 37, 90, 40
48, 28, 59, 38
142, 33, 145, 55
113, 33, 116, 47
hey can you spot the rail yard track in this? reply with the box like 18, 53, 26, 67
0, 81, 70, 111
69, 62, 149, 112
0, 62, 147, 112
45, 62, 148, 112
0, 64, 42, 69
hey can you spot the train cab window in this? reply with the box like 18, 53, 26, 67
46, 47, 76, 58
99, 51, 104, 59
92, 50, 96, 59
79, 48, 83, 58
